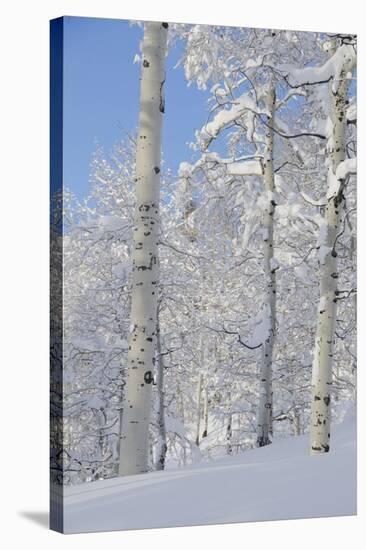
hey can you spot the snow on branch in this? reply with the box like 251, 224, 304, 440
346, 100, 357, 124
200, 93, 268, 146
227, 159, 263, 176
326, 158, 357, 200
179, 153, 263, 179
222, 326, 263, 350
336, 158, 357, 180
269, 116, 326, 141
285, 44, 356, 93
275, 88, 306, 111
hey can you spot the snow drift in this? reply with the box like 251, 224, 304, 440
54, 407, 356, 533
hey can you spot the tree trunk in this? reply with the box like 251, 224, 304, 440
195, 373, 203, 446
257, 84, 276, 448
202, 385, 209, 439
176, 382, 187, 465
119, 21, 168, 476
309, 52, 355, 455
226, 413, 233, 455
293, 411, 301, 436
155, 320, 167, 470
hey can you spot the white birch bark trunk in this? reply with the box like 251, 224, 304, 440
155, 320, 167, 470
293, 409, 301, 436
202, 385, 209, 438
309, 50, 355, 455
226, 414, 233, 455
195, 373, 203, 446
176, 382, 187, 465
226, 391, 233, 455
256, 84, 276, 447
119, 22, 168, 476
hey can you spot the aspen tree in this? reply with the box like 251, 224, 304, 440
119, 21, 168, 475
155, 317, 167, 470
310, 44, 356, 454
256, 83, 276, 447
202, 386, 209, 438
195, 373, 203, 446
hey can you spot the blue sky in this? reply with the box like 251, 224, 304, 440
63, 16, 209, 199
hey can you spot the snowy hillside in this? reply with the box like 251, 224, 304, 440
56, 408, 356, 533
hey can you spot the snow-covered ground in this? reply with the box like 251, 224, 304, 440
56, 407, 356, 533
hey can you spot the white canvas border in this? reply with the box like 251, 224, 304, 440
1, 0, 363, 548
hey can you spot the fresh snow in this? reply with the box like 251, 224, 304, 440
56, 406, 356, 533
227, 160, 262, 176
202, 93, 268, 141
326, 158, 356, 201
336, 158, 357, 180
286, 44, 356, 93
347, 101, 357, 123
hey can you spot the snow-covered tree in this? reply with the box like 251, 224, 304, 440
118, 21, 168, 476
284, 39, 357, 453
54, 24, 357, 488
